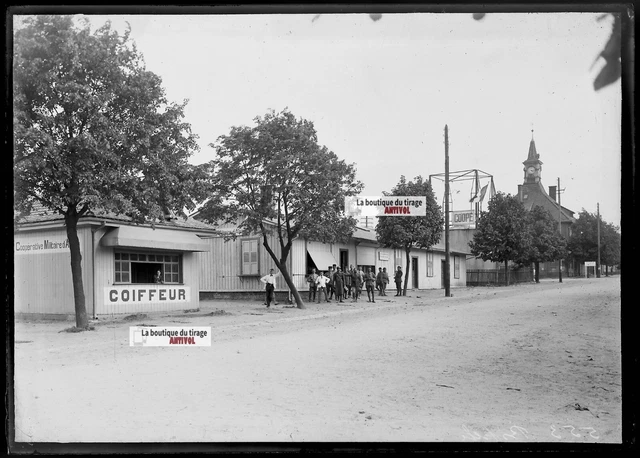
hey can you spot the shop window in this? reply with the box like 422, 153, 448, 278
241, 239, 259, 275
394, 249, 402, 268
454, 255, 460, 279
114, 251, 182, 284
427, 251, 434, 277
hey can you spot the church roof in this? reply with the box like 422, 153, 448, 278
519, 181, 575, 224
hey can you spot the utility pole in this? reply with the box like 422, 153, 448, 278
557, 177, 564, 283
444, 125, 451, 297
597, 202, 601, 278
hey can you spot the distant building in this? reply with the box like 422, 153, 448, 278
193, 219, 471, 301
516, 133, 577, 277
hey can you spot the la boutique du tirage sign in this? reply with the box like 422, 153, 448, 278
345, 196, 427, 217
451, 210, 475, 228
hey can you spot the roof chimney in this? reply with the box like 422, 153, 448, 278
549, 185, 556, 202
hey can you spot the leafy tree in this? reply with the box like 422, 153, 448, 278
197, 108, 363, 309
514, 205, 567, 283
468, 192, 532, 286
600, 222, 621, 275
375, 175, 443, 296
567, 209, 621, 275
14, 16, 206, 328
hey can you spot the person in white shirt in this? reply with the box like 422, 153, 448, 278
260, 268, 279, 308
315, 271, 330, 303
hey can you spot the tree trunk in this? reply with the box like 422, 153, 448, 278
260, 230, 305, 309
534, 261, 540, 283
279, 261, 305, 309
65, 212, 89, 328
504, 260, 510, 286
403, 247, 411, 296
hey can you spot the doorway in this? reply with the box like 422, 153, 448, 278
412, 257, 419, 289
340, 249, 349, 270
441, 260, 446, 289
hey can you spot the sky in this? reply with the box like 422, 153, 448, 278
41, 12, 623, 226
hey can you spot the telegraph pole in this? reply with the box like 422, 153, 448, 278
557, 177, 563, 283
597, 202, 601, 278
444, 125, 451, 297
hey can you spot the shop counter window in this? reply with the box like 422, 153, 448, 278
115, 251, 182, 284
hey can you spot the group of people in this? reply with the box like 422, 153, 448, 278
260, 265, 405, 309
307, 265, 404, 304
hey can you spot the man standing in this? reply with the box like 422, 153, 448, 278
394, 266, 403, 296
327, 266, 335, 301
381, 267, 389, 296
333, 267, 345, 303
260, 268, 279, 308
307, 268, 318, 302
345, 265, 354, 298
376, 267, 383, 296
365, 268, 377, 303
316, 271, 330, 303
350, 266, 360, 302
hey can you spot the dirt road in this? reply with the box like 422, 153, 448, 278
12, 276, 622, 444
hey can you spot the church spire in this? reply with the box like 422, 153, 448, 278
523, 129, 542, 184
527, 129, 539, 161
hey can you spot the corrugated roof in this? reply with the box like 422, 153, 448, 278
353, 226, 378, 242
15, 202, 218, 232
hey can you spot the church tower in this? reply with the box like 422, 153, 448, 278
522, 130, 542, 184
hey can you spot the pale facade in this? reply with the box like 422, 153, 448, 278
14, 209, 216, 318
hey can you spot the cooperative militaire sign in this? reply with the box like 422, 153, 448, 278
14, 237, 78, 254
345, 196, 427, 217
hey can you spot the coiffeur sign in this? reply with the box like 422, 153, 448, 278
105, 285, 190, 305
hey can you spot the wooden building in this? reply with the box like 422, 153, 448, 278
14, 206, 217, 319
196, 223, 470, 301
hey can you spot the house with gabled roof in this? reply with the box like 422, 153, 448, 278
517, 133, 577, 277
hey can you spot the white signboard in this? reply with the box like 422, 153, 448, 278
105, 285, 190, 305
451, 210, 475, 228
130, 326, 211, 347
345, 196, 427, 217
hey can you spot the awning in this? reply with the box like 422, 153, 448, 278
307, 247, 337, 272
100, 226, 209, 252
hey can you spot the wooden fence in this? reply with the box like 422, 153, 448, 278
466, 268, 534, 286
